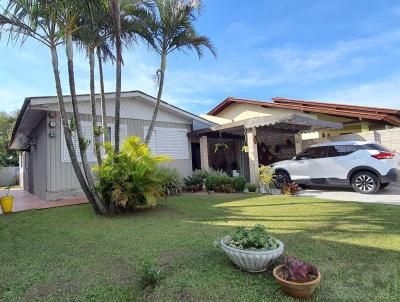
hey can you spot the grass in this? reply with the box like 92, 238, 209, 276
0, 194, 399, 302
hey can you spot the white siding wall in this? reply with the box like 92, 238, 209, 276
46, 113, 192, 200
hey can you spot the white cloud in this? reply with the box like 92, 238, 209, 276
317, 75, 400, 109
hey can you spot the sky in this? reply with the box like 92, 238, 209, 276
1, 0, 400, 115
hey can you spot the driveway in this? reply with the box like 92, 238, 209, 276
300, 185, 400, 205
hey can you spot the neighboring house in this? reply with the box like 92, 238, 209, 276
202, 97, 400, 138
10, 91, 213, 201
189, 96, 400, 184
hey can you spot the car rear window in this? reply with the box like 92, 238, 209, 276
360, 143, 390, 152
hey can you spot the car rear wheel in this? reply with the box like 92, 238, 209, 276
273, 171, 290, 189
351, 171, 380, 194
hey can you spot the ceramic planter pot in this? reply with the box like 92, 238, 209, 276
273, 265, 321, 299
220, 237, 284, 273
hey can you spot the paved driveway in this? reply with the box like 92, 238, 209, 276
299, 185, 400, 205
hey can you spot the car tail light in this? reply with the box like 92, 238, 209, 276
371, 152, 395, 159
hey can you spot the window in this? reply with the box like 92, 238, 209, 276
62, 121, 95, 162
327, 145, 360, 157
144, 127, 189, 160
62, 122, 127, 162
296, 147, 327, 160
361, 143, 390, 152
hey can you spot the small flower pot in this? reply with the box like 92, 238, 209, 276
220, 237, 284, 272
273, 265, 321, 299
0, 195, 14, 214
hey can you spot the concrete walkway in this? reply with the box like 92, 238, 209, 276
299, 185, 400, 205
0, 189, 88, 214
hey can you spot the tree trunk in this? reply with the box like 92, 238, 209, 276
89, 48, 102, 165
50, 45, 104, 214
145, 52, 167, 144
113, 0, 122, 153
65, 33, 107, 214
97, 47, 108, 145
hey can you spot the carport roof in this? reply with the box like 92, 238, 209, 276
188, 114, 343, 137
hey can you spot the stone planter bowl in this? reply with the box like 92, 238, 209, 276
220, 237, 284, 272
273, 265, 321, 299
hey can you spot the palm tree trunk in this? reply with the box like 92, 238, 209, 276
50, 45, 104, 214
97, 47, 108, 144
112, 0, 122, 153
89, 48, 102, 165
145, 52, 167, 144
65, 33, 107, 214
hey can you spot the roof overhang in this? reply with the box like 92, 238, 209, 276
10, 90, 215, 149
207, 97, 400, 126
188, 114, 343, 138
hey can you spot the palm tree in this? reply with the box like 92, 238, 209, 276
74, 2, 114, 165
137, 0, 216, 144
59, 0, 107, 212
109, 0, 123, 153
0, 0, 107, 214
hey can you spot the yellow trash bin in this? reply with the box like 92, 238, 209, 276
0, 195, 14, 214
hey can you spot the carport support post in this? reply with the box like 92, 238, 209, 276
200, 136, 209, 170
247, 127, 259, 185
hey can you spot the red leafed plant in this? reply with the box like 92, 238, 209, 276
281, 182, 301, 196
281, 256, 318, 282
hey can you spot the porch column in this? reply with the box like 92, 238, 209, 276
199, 136, 209, 170
247, 127, 259, 184
294, 134, 303, 154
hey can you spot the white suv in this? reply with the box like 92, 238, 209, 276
272, 141, 399, 194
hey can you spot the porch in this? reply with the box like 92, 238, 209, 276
0, 188, 88, 214
189, 114, 342, 184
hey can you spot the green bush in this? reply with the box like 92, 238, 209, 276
205, 174, 234, 193
157, 167, 184, 196
232, 176, 246, 192
247, 183, 257, 192
94, 136, 170, 212
193, 168, 227, 180
184, 175, 203, 192
259, 165, 275, 188
227, 224, 280, 251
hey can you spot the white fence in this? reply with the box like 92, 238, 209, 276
0, 167, 19, 186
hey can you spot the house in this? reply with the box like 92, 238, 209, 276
202, 97, 400, 138
189, 97, 400, 184
10, 91, 213, 201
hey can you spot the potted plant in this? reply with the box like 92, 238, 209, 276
0, 185, 14, 214
273, 256, 321, 299
214, 142, 229, 153
246, 183, 257, 193
218, 224, 284, 272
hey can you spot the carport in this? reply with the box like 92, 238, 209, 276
188, 114, 342, 184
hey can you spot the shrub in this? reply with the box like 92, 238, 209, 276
205, 174, 234, 193
184, 175, 203, 192
281, 183, 301, 196
193, 168, 228, 180
227, 224, 280, 251
157, 167, 184, 196
278, 256, 318, 282
95, 136, 170, 212
259, 165, 275, 188
232, 176, 246, 192
247, 183, 257, 192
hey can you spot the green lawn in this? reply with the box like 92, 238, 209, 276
1, 194, 399, 302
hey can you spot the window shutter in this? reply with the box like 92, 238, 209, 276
62, 121, 95, 163
144, 127, 188, 160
